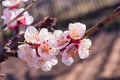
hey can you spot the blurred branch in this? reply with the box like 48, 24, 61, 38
34, 16, 57, 31
0, 16, 57, 63
83, 6, 120, 38
1, 0, 38, 30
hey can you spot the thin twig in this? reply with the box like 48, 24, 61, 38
34, 16, 57, 30
83, 6, 120, 38
1, 0, 38, 30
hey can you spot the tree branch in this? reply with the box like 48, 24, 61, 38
34, 16, 57, 30
83, 6, 120, 38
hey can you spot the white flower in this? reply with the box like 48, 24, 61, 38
35, 28, 59, 58
23, 12, 34, 25
24, 26, 39, 43
25, 27, 59, 59
1, 8, 18, 29
35, 56, 58, 71
40, 61, 52, 71
38, 40, 59, 58
1, 8, 34, 30
24, 27, 53, 44
18, 8, 34, 25
53, 30, 71, 49
38, 28, 56, 43
78, 39, 92, 59
62, 43, 77, 66
49, 56, 58, 66
17, 44, 36, 67
2, 0, 28, 7
69, 22, 86, 40
35, 57, 52, 71
17, 21, 92, 69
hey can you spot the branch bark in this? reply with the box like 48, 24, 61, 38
83, 6, 120, 38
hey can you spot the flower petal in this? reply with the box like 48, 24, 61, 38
23, 11, 34, 25
41, 61, 52, 71
49, 56, 58, 66
62, 54, 74, 66
2, 0, 28, 7
69, 22, 86, 40
2, 0, 18, 7
24, 26, 38, 43
34, 57, 42, 69
17, 44, 36, 63
78, 47, 90, 59
27, 58, 35, 67
53, 30, 71, 49
53, 30, 63, 39
81, 39, 92, 48
38, 28, 50, 42
25, 15, 34, 25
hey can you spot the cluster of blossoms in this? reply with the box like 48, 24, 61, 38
1, 0, 34, 30
17, 22, 92, 71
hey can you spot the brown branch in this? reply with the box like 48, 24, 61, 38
0, 17, 57, 63
34, 16, 57, 30
1, 0, 38, 30
83, 6, 120, 38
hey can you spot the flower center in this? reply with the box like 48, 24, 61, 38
42, 43, 51, 53
67, 46, 77, 57
70, 29, 79, 39
29, 35, 36, 41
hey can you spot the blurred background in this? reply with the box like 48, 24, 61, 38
0, 0, 120, 80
